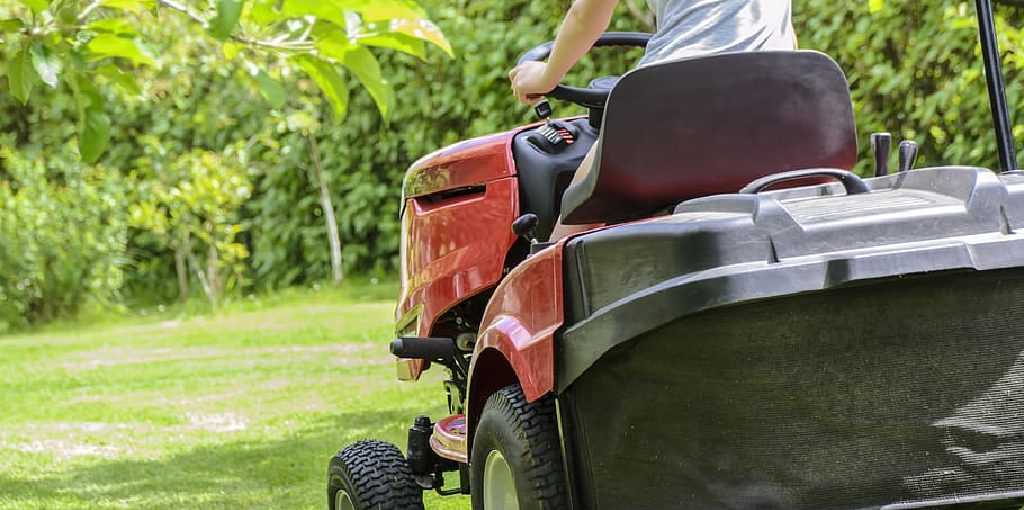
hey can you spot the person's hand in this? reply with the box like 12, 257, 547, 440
509, 61, 562, 106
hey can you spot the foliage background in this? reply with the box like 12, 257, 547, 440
3, 0, 1024, 328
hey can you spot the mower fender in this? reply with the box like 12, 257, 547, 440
466, 244, 565, 439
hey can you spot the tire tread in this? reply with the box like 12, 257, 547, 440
476, 384, 567, 510
328, 440, 424, 510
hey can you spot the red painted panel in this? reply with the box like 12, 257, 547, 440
403, 131, 517, 199
468, 244, 565, 407
393, 118, 585, 381
395, 177, 520, 379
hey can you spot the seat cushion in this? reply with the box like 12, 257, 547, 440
560, 51, 858, 224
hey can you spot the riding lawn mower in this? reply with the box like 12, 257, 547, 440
328, 1, 1024, 508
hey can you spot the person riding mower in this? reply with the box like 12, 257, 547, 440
327, 1, 1024, 509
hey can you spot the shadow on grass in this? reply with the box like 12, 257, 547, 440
0, 409, 426, 509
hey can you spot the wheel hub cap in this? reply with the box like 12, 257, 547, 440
483, 449, 519, 510
335, 489, 355, 510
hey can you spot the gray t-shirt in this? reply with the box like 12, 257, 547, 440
638, 0, 795, 67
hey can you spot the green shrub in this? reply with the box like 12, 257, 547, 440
129, 144, 253, 310
796, 1, 1024, 171
248, 0, 647, 286
6, 0, 1024, 319
0, 149, 127, 330
255, 0, 1024, 279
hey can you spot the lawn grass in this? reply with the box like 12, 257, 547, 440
0, 281, 468, 509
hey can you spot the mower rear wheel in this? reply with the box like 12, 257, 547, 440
327, 440, 424, 510
470, 384, 568, 510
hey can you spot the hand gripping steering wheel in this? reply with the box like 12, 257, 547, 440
516, 32, 653, 109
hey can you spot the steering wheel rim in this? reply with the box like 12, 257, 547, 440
516, 32, 652, 108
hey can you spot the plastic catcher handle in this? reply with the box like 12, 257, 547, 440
739, 169, 871, 196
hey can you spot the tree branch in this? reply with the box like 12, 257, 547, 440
156, 0, 314, 53
158, 0, 209, 28
77, 0, 103, 21
64, 0, 316, 56
244, 39, 314, 51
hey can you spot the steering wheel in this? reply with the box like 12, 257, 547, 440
516, 32, 653, 108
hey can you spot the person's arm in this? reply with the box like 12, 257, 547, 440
546, 0, 619, 82
509, 0, 619, 105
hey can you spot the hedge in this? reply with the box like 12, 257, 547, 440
5, 0, 1024, 318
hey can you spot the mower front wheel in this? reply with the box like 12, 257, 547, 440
327, 440, 424, 510
470, 384, 568, 510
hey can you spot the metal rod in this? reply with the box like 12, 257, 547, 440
975, 0, 1018, 171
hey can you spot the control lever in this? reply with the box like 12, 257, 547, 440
535, 100, 552, 124
528, 100, 575, 152
513, 213, 554, 255
871, 132, 892, 177
898, 141, 919, 173
512, 214, 539, 244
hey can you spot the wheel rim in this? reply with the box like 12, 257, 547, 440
335, 489, 355, 510
483, 449, 519, 510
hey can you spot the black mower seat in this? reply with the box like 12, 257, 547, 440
560, 50, 858, 225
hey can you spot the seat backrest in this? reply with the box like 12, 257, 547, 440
560, 51, 858, 224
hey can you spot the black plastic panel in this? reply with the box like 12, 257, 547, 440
512, 118, 598, 242
562, 168, 1024, 379
561, 269, 1024, 509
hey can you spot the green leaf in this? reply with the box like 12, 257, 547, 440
209, 0, 245, 40
285, 111, 318, 132
311, 22, 405, 114
385, 18, 452, 56
0, 18, 26, 33
8, 47, 37, 104
355, 1, 426, 22
293, 55, 349, 121
255, 70, 286, 109
57, 5, 78, 24
312, 24, 352, 58
358, 33, 424, 57
97, 63, 141, 96
248, 0, 281, 24
30, 43, 61, 88
869, 0, 884, 13
87, 18, 139, 36
342, 46, 393, 119
280, 0, 346, 26
80, 108, 111, 163
99, 0, 155, 12
312, 29, 392, 116
75, 79, 111, 163
86, 34, 156, 67
221, 41, 243, 60
18, 0, 49, 15
322, 5, 448, 58
277, 0, 427, 25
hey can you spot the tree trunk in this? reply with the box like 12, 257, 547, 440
206, 236, 220, 309
188, 227, 220, 312
308, 132, 343, 286
174, 232, 189, 302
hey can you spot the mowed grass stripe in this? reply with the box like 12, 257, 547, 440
0, 284, 468, 509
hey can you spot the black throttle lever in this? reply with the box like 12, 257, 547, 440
871, 132, 892, 177
526, 118, 576, 153
535, 100, 552, 123
899, 141, 919, 173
